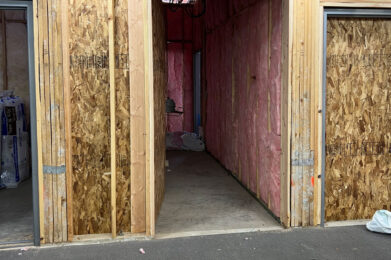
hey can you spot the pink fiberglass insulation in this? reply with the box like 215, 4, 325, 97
167, 43, 184, 132
166, 8, 194, 133
204, 0, 282, 217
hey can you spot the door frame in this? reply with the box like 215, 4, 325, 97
0, 0, 40, 246
321, 8, 391, 226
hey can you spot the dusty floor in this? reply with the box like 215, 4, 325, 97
156, 151, 281, 235
0, 179, 33, 243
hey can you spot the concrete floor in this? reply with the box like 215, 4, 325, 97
0, 179, 33, 243
156, 151, 281, 236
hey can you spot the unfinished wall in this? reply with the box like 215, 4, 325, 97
114, 0, 131, 234
69, 0, 132, 235
152, 0, 167, 219
204, 0, 282, 217
35, 0, 67, 243
69, 0, 111, 235
166, 8, 193, 133
326, 18, 391, 221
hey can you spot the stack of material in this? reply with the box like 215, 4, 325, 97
0, 91, 29, 188
166, 131, 205, 152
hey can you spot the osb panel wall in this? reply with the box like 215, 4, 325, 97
152, 0, 166, 218
69, 0, 111, 235
326, 18, 391, 220
204, 0, 282, 217
114, 0, 131, 234
36, 0, 67, 243
69, 0, 132, 235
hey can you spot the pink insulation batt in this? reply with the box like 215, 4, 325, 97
166, 9, 194, 133
165, 0, 282, 217
204, 0, 282, 217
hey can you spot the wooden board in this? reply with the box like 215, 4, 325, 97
69, 0, 111, 235
108, 0, 117, 239
280, 0, 291, 228
35, 0, 68, 243
128, 0, 146, 234
152, 0, 166, 221
326, 18, 391, 220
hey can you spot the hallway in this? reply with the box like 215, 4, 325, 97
156, 151, 281, 236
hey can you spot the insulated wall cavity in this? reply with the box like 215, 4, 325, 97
204, 0, 282, 217
166, 8, 193, 133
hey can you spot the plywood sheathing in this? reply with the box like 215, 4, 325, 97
69, 0, 111, 235
152, 0, 167, 220
114, 0, 131, 234
68, 0, 132, 236
204, 0, 282, 217
326, 18, 391, 220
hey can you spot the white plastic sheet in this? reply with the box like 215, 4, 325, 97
366, 210, 391, 234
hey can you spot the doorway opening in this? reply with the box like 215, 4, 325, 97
155, 1, 283, 236
0, 1, 39, 247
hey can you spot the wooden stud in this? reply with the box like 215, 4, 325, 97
144, 0, 155, 237
61, 0, 72, 242
41, 0, 54, 243
280, 0, 292, 228
128, 0, 146, 234
33, 0, 45, 244
108, 0, 117, 239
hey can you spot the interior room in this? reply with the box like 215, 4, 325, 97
156, 0, 283, 236
0, 9, 32, 244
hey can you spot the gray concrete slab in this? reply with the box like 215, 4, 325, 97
1, 226, 391, 259
0, 179, 33, 243
156, 151, 281, 236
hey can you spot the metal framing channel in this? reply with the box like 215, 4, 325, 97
321, 8, 391, 227
0, 0, 40, 246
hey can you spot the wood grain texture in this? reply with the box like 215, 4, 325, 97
108, 0, 117, 239
33, 0, 45, 243
280, 0, 291, 228
152, 0, 166, 222
326, 18, 391, 220
145, 0, 155, 237
35, 0, 67, 243
69, 0, 111, 235
62, 0, 73, 241
114, 0, 131, 234
128, 0, 146, 234
290, 0, 316, 227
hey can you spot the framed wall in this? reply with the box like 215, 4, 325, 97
286, 0, 391, 228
